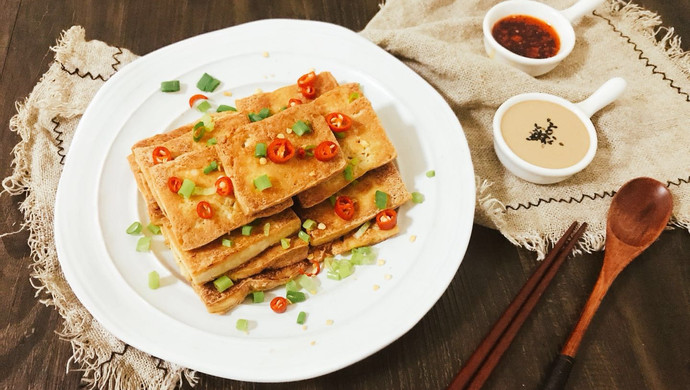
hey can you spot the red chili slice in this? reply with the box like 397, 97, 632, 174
266, 138, 296, 163
296, 147, 306, 159
270, 296, 288, 313
325, 112, 352, 132
152, 146, 172, 164
215, 176, 233, 196
297, 71, 316, 88
167, 176, 182, 193
197, 201, 213, 219
300, 260, 321, 277
334, 195, 355, 220
375, 209, 397, 230
188, 94, 208, 108
300, 85, 316, 99
314, 141, 338, 162
288, 98, 303, 107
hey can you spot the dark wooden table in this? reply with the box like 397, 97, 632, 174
2, 1, 689, 389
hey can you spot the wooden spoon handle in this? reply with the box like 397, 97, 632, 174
542, 354, 575, 390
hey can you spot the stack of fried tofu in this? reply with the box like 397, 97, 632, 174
128, 72, 410, 314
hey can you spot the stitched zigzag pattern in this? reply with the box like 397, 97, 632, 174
505, 190, 617, 211
593, 11, 690, 102
94, 344, 170, 380
58, 47, 123, 81
50, 118, 66, 165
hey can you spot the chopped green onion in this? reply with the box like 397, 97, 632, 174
375, 190, 388, 209
298, 274, 321, 292
253, 174, 272, 191
327, 259, 354, 280
298, 230, 310, 243
197, 100, 212, 113
302, 219, 317, 231
412, 191, 425, 204
160, 80, 180, 92
353, 221, 371, 239
148, 271, 160, 289
241, 225, 253, 236
349, 157, 360, 166
136, 236, 151, 252
194, 121, 204, 129
334, 131, 346, 139
192, 126, 205, 142
426, 170, 436, 178
252, 291, 264, 303
248, 107, 271, 122
303, 144, 315, 157
203, 160, 218, 174
192, 186, 216, 196
343, 165, 354, 181
351, 246, 378, 265
197, 72, 221, 92
217, 104, 237, 113
291, 120, 312, 136
263, 222, 270, 236
206, 137, 217, 146
329, 195, 337, 206
286, 290, 306, 303
147, 223, 161, 235
222, 238, 233, 247
254, 143, 267, 157
213, 275, 233, 292
201, 113, 214, 131
296, 311, 307, 324
178, 179, 195, 199
286, 279, 300, 292
236, 318, 249, 331
348, 92, 360, 102
280, 238, 291, 249
126, 221, 142, 235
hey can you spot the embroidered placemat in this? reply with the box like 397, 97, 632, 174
3, 0, 689, 388
361, 0, 690, 257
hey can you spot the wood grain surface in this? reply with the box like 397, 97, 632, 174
1, 1, 689, 389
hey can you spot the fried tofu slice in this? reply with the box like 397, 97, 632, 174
235, 71, 339, 113
193, 260, 310, 314
330, 221, 400, 256
147, 147, 292, 251
297, 84, 397, 207
226, 235, 309, 280
308, 220, 401, 264
295, 162, 410, 246
168, 208, 302, 284
129, 111, 249, 225
216, 103, 346, 215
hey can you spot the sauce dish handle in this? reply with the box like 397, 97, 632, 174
575, 77, 627, 118
560, 0, 605, 24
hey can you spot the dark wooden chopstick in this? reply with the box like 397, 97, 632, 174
448, 222, 587, 390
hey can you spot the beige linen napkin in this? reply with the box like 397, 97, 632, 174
361, 0, 690, 257
3, 27, 196, 389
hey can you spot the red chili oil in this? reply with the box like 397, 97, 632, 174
492, 15, 560, 59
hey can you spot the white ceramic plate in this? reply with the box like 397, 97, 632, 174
55, 20, 475, 382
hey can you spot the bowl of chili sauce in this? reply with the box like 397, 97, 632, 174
482, 0, 603, 76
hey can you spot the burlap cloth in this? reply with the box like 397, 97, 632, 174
3, 0, 688, 388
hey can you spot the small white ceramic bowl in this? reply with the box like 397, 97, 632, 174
483, 0, 604, 76
493, 77, 627, 184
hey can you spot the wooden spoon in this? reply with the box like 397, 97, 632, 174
543, 177, 673, 390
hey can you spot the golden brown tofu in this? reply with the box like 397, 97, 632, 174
216, 103, 347, 215
295, 162, 410, 246
168, 208, 302, 284
298, 84, 397, 207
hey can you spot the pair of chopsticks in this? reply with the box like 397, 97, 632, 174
448, 221, 587, 390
